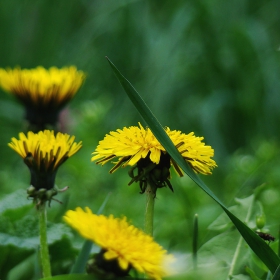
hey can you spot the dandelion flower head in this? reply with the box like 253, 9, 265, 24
0, 66, 85, 129
9, 130, 82, 171
64, 207, 172, 280
0, 66, 85, 107
92, 123, 216, 175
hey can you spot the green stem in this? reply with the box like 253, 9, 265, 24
278, 224, 280, 257
38, 204, 52, 278
144, 182, 156, 236
192, 214, 198, 269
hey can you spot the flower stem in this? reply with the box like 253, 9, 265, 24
145, 182, 156, 236
38, 204, 52, 278
192, 214, 199, 269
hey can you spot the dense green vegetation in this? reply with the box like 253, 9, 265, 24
0, 1, 280, 279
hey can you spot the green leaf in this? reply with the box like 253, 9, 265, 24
7, 253, 37, 280
198, 230, 246, 279
0, 189, 31, 214
0, 232, 38, 249
245, 266, 262, 280
0, 224, 72, 249
106, 57, 280, 273
272, 265, 280, 280
46, 223, 73, 244
230, 275, 251, 280
199, 195, 256, 278
200, 193, 271, 278
0, 246, 34, 280
0, 191, 73, 262
208, 195, 256, 231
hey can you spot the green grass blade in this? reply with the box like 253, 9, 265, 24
106, 57, 280, 273
70, 240, 92, 274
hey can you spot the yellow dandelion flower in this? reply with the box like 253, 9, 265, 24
0, 66, 85, 130
8, 130, 82, 204
91, 123, 217, 193
64, 207, 172, 280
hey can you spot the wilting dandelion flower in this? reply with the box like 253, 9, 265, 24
64, 207, 172, 279
0, 66, 85, 131
91, 123, 217, 193
8, 130, 82, 205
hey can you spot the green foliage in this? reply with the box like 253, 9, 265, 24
272, 265, 280, 280
162, 193, 277, 280
245, 267, 263, 280
0, 191, 75, 278
1, 0, 280, 279
0, 206, 72, 249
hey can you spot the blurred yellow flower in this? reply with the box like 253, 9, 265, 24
0, 66, 85, 129
8, 130, 82, 204
91, 123, 217, 192
64, 207, 172, 280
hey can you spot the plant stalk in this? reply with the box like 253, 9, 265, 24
192, 214, 199, 269
38, 204, 52, 278
144, 182, 156, 236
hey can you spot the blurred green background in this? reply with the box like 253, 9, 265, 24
1, 0, 280, 278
